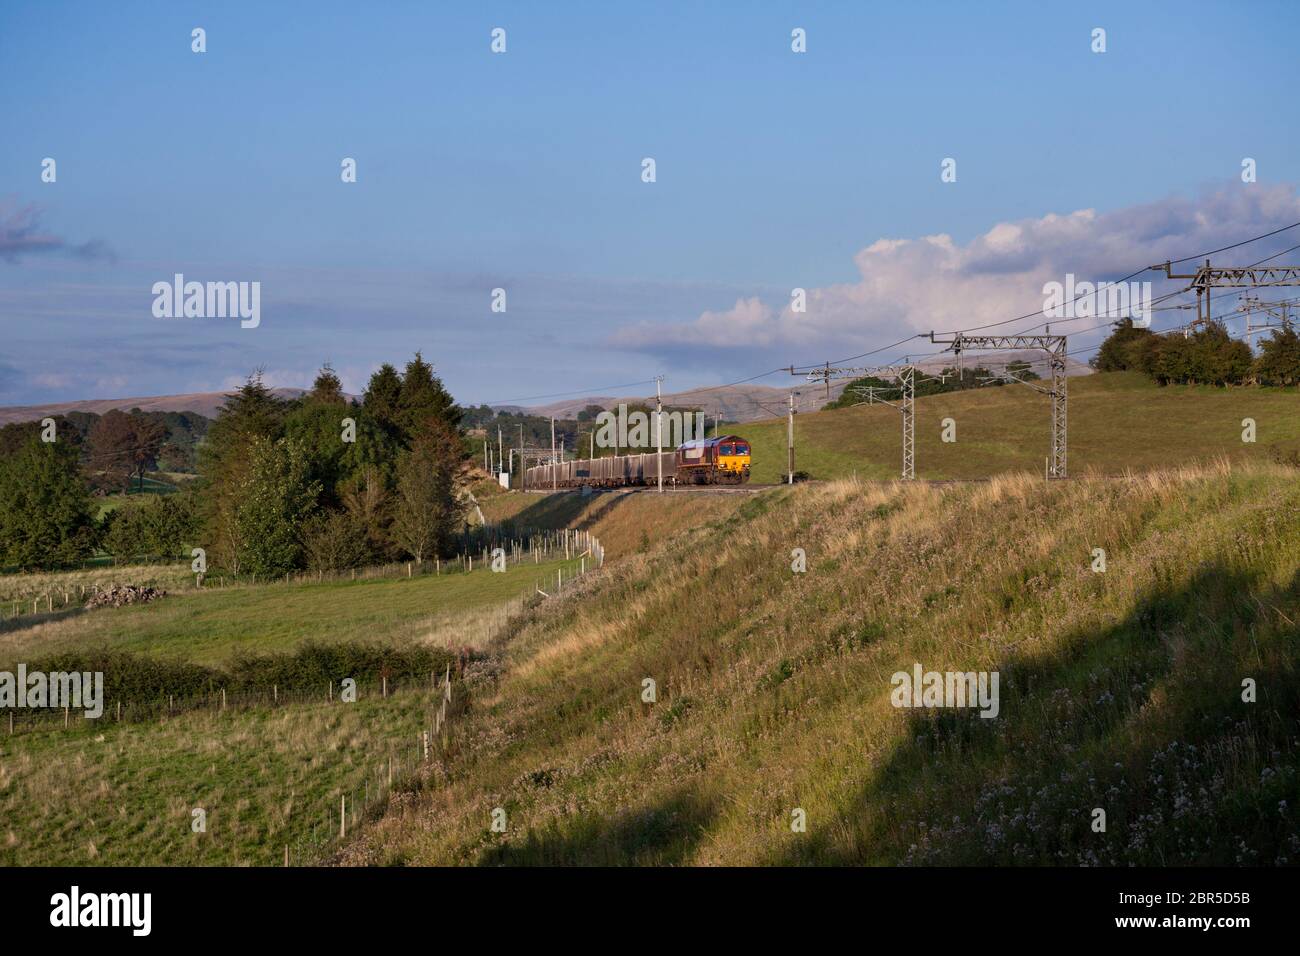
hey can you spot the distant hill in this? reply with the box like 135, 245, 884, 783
1, 351, 1092, 429
499, 354, 1091, 423
501, 384, 851, 424
0, 388, 311, 426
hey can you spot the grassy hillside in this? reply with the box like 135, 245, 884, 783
340, 460, 1300, 866
737, 371, 1300, 482
479, 488, 741, 562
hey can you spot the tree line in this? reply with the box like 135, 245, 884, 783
0, 355, 466, 573
1092, 317, 1300, 386
823, 362, 1036, 410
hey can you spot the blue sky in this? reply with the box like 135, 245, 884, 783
3, 0, 1300, 407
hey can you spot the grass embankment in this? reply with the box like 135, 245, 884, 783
342, 460, 1300, 866
479, 487, 741, 561
738, 371, 1300, 482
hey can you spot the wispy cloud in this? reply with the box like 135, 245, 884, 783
0, 199, 116, 264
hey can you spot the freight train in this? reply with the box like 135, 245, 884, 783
525, 435, 752, 489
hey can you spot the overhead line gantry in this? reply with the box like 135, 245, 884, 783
790, 361, 945, 480
927, 333, 1069, 478
1156, 260, 1300, 336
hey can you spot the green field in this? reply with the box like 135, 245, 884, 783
0, 551, 585, 865
737, 371, 1300, 482
0, 691, 431, 866
94, 475, 182, 518
0, 557, 580, 667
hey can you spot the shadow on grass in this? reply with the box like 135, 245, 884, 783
0, 606, 87, 638
779, 563, 1300, 866
477, 784, 720, 866
498, 488, 634, 534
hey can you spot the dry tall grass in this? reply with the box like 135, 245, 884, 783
0, 562, 197, 607
340, 460, 1300, 866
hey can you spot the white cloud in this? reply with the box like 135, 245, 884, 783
610, 184, 1300, 364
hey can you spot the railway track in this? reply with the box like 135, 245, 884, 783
520, 474, 1142, 497
523, 478, 990, 496
524, 483, 775, 496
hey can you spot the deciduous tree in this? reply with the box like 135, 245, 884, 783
391, 418, 460, 564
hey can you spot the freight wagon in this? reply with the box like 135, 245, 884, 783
525, 435, 752, 489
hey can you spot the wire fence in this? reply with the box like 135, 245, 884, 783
0, 521, 606, 864
0, 525, 604, 625
2, 671, 449, 737
0, 666, 466, 864
286, 689, 453, 867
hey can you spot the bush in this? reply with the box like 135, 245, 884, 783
0, 435, 96, 570
1253, 326, 1300, 386
1150, 322, 1252, 386
101, 494, 199, 560
26, 649, 219, 702
225, 640, 455, 691
301, 510, 370, 571
1091, 318, 1156, 372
